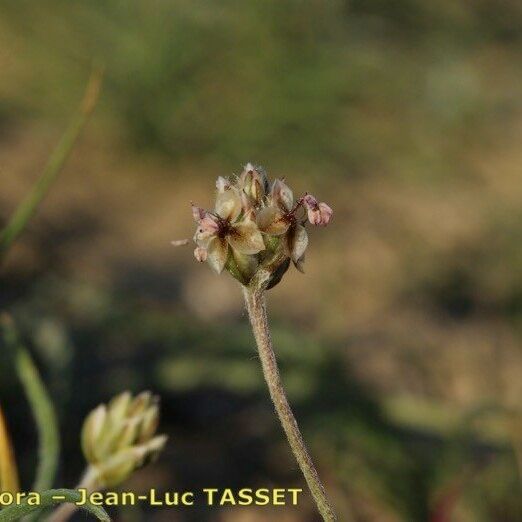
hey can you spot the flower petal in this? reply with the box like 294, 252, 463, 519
287, 224, 308, 262
294, 254, 306, 273
307, 207, 322, 225
318, 202, 333, 225
303, 194, 322, 225
200, 216, 219, 233
228, 222, 265, 255
194, 230, 215, 249
239, 163, 268, 203
191, 204, 206, 223
207, 237, 229, 274
232, 249, 258, 282
193, 215, 219, 247
256, 206, 289, 235
215, 188, 242, 222
271, 179, 294, 212
194, 247, 208, 262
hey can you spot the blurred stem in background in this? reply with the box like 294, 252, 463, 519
0, 489, 109, 522
0, 66, 109, 521
0, 68, 102, 500
243, 285, 339, 522
0, 69, 103, 490
46, 467, 99, 522
1, 314, 60, 493
0, 66, 103, 258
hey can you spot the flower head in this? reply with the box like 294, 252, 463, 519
303, 195, 333, 226
185, 163, 333, 288
81, 391, 167, 487
192, 185, 265, 276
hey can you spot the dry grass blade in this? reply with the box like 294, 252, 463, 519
0, 314, 60, 494
0, 66, 103, 257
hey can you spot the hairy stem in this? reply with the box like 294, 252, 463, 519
243, 286, 337, 521
0, 487, 109, 522
47, 467, 100, 522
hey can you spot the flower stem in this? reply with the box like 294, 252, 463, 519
47, 466, 99, 522
243, 285, 337, 521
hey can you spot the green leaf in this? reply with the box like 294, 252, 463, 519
0, 489, 110, 521
0, 315, 59, 493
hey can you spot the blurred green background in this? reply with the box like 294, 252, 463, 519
1, 0, 522, 520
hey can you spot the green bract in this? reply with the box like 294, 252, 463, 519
81, 391, 167, 488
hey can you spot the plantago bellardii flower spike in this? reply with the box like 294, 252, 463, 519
179, 164, 337, 521
49, 391, 166, 522
81, 391, 167, 488
189, 164, 332, 286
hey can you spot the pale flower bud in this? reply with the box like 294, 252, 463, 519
81, 405, 107, 464
128, 391, 152, 417
303, 194, 321, 225
194, 215, 219, 244
191, 204, 206, 223
240, 163, 269, 203
303, 195, 332, 226
318, 202, 333, 226
194, 246, 208, 262
138, 405, 160, 443
216, 176, 231, 193
308, 209, 322, 225
302, 194, 318, 209
240, 189, 253, 213
81, 391, 166, 488
271, 179, 294, 212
